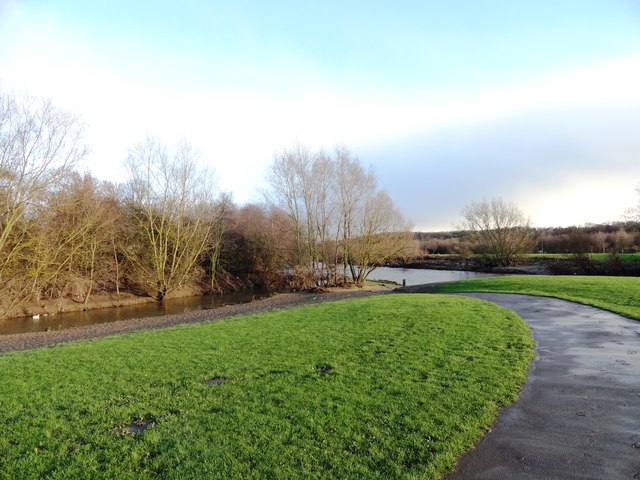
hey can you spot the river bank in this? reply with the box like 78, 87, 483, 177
0, 286, 391, 353
389, 256, 553, 274
1, 284, 205, 321
390, 254, 640, 276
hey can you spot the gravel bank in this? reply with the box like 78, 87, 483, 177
0, 289, 385, 354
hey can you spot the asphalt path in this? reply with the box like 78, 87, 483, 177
444, 293, 640, 480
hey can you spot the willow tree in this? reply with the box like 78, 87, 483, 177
462, 197, 534, 267
334, 148, 412, 285
267, 145, 337, 287
123, 137, 224, 301
267, 144, 412, 287
346, 190, 413, 285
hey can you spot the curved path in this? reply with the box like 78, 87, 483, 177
3, 289, 640, 477
445, 293, 640, 480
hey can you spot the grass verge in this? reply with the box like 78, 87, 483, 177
0, 294, 532, 479
527, 253, 640, 261
436, 275, 640, 320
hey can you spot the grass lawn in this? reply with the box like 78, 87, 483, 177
436, 275, 640, 320
0, 294, 533, 479
527, 253, 640, 261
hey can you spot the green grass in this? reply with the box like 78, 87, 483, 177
436, 275, 640, 320
0, 294, 533, 479
527, 253, 640, 261
365, 278, 401, 286
525, 253, 574, 260
424, 253, 640, 261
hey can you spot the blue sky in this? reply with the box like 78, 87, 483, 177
2, 0, 640, 230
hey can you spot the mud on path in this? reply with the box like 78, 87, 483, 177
0, 289, 383, 354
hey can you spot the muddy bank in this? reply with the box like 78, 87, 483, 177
1, 285, 206, 321
0, 287, 388, 354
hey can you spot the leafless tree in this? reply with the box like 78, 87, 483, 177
334, 146, 374, 281
45, 173, 121, 305
123, 137, 224, 301
625, 184, 640, 221
266, 143, 412, 287
267, 144, 337, 287
461, 197, 534, 267
223, 203, 293, 291
348, 190, 413, 284
334, 147, 412, 284
0, 91, 87, 314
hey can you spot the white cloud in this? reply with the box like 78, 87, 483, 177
2, 7, 639, 223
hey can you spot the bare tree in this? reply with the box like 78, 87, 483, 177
348, 190, 413, 285
43, 173, 121, 305
0, 91, 87, 314
333, 149, 412, 285
223, 203, 293, 291
203, 192, 232, 293
625, 184, 640, 221
462, 198, 534, 267
334, 146, 374, 282
266, 144, 336, 287
123, 137, 223, 301
266, 143, 311, 267
266, 143, 412, 287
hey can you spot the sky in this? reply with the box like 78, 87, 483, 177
1, 0, 640, 231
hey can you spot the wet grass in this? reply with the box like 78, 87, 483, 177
436, 275, 640, 320
0, 294, 532, 479
528, 253, 640, 261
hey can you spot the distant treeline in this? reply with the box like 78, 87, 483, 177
414, 222, 640, 256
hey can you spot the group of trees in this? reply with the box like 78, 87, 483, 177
123, 138, 228, 301
0, 92, 232, 316
535, 223, 640, 255
1, 93, 91, 315
0, 91, 412, 317
5, 89, 639, 317
417, 220, 640, 258
417, 201, 640, 267
266, 144, 413, 288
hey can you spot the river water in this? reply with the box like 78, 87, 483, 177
0, 268, 498, 336
0, 291, 264, 336
368, 267, 498, 286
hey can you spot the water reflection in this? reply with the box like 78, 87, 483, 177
1, 268, 501, 336
0, 291, 263, 336
368, 267, 499, 286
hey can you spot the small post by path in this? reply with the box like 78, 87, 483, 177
402, 279, 406, 287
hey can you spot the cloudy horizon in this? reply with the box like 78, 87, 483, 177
2, 1, 639, 231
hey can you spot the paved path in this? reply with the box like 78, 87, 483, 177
446, 293, 640, 480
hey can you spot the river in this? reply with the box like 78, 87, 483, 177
0, 291, 264, 336
368, 267, 499, 286
0, 268, 498, 336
